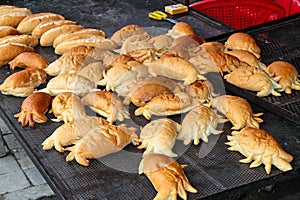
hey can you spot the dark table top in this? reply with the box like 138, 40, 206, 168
1, 0, 300, 200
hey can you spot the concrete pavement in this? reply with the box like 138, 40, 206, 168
0, 117, 56, 200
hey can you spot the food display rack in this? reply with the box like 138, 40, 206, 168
0, 0, 299, 200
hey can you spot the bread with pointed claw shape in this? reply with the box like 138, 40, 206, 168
14, 92, 52, 127
212, 95, 263, 130
225, 50, 266, 70
42, 116, 108, 152
185, 80, 215, 105
65, 124, 139, 166
139, 153, 198, 200
0, 68, 47, 97
137, 118, 180, 157
81, 91, 130, 124
224, 66, 282, 97
50, 92, 86, 123
266, 61, 300, 94
134, 92, 196, 120
178, 104, 227, 145
225, 32, 261, 59
226, 127, 293, 174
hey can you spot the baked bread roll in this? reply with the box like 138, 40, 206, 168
111, 24, 149, 46
17, 12, 65, 34
138, 153, 197, 200
225, 32, 261, 59
148, 34, 173, 55
54, 37, 116, 55
178, 105, 227, 145
81, 91, 130, 124
98, 58, 150, 91
266, 61, 300, 94
0, 5, 31, 27
147, 56, 205, 85
167, 21, 196, 39
0, 68, 47, 97
137, 118, 180, 157
0, 26, 19, 38
14, 92, 52, 127
42, 116, 108, 152
62, 44, 113, 60
40, 24, 84, 46
212, 95, 263, 130
9, 52, 49, 70
37, 73, 96, 96
200, 41, 225, 53
225, 50, 266, 70
50, 92, 87, 123
31, 19, 78, 38
224, 66, 282, 97
226, 127, 293, 174
77, 61, 106, 85
185, 79, 215, 105
44, 53, 96, 76
65, 124, 139, 166
0, 34, 38, 47
0, 43, 34, 66
134, 92, 196, 120
53, 28, 106, 48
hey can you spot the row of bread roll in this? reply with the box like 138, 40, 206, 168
0, 5, 31, 27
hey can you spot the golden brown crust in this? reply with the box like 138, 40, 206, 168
0, 34, 38, 47
31, 20, 78, 38
0, 43, 34, 66
40, 24, 84, 46
0, 6, 31, 27
17, 12, 65, 34
9, 52, 49, 70
14, 92, 52, 127
200, 41, 225, 52
0, 26, 19, 38
168, 22, 196, 39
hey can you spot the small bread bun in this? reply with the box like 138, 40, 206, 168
40, 24, 84, 46
31, 20, 78, 38
168, 22, 196, 39
0, 43, 34, 66
0, 5, 31, 27
9, 52, 49, 70
0, 26, 19, 38
17, 12, 65, 34
111, 24, 148, 46
0, 34, 38, 47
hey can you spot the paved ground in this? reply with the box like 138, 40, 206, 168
0, 118, 56, 200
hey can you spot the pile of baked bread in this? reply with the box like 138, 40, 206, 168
0, 5, 296, 200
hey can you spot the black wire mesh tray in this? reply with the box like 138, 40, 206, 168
207, 14, 300, 125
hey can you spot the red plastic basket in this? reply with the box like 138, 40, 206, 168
190, 0, 286, 29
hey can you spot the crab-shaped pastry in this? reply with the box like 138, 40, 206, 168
97, 58, 150, 91
147, 56, 205, 86
37, 73, 96, 96
134, 92, 196, 120
14, 92, 52, 127
266, 61, 300, 94
65, 124, 139, 166
77, 62, 106, 85
224, 66, 282, 97
0, 68, 47, 97
139, 153, 198, 200
189, 51, 249, 76
81, 91, 130, 124
42, 116, 108, 152
44, 53, 96, 76
50, 92, 86, 123
226, 127, 293, 174
177, 104, 227, 145
116, 76, 183, 98
224, 32, 261, 59
9, 52, 49, 70
225, 50, 266, 70
185, 79, 216, 105
212, 95, 263, 130
137, 118, 180, 157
